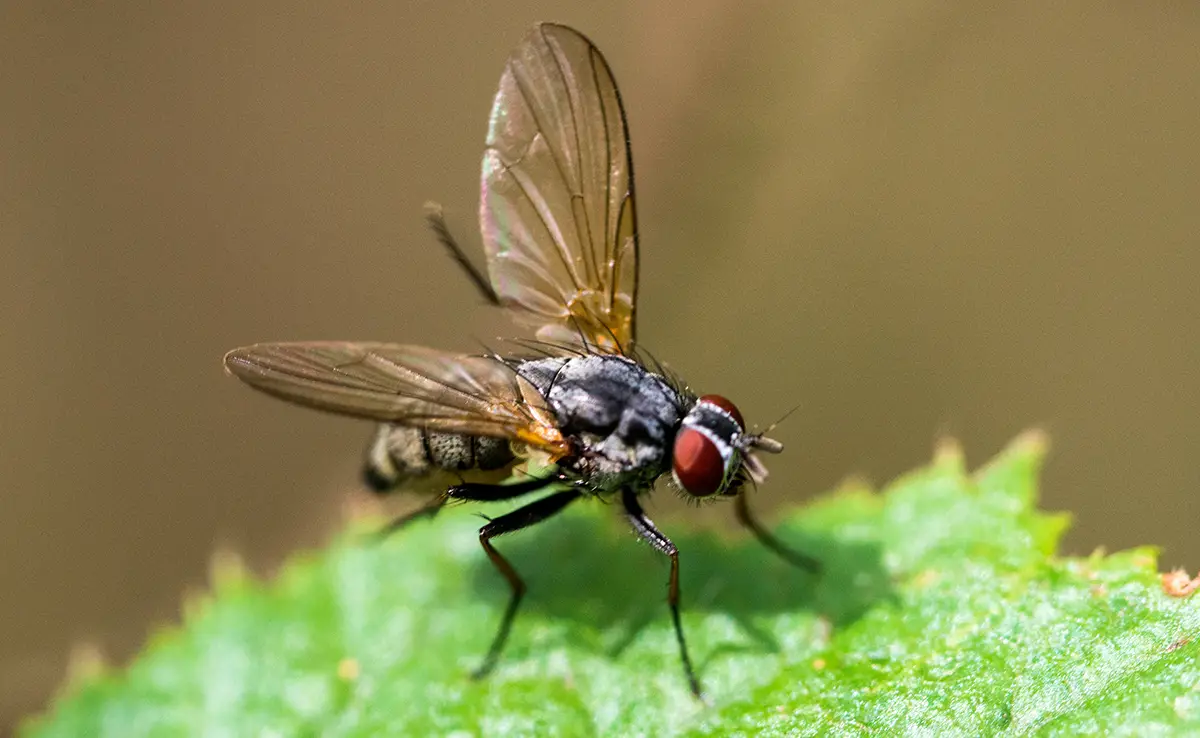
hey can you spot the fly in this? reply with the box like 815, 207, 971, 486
223, 22, 818, 698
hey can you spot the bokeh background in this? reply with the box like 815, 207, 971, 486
5, 0, 1198, 728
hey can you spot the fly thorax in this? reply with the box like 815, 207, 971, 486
527, 354, 683, 489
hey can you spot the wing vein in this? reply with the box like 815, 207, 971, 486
588, 45, 617, 313
502, 157, 584, 299
545, 26, 601, 289
507, 63, 586, 293
364, 351, 501, 407
479, 23, 640, 353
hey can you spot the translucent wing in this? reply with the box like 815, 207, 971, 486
481, 23, 639, 353
223, 342, 567, 455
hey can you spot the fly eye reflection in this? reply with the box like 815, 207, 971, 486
672, 394, 745, 497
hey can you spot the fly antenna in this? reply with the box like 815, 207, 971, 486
758, 401, 803, 438
743, 401, 802, 455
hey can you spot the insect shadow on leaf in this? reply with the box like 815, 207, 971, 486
466, 505, 894, 672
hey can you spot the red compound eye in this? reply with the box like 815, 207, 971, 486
672, 428, 725, 497
699, 394, 744, 430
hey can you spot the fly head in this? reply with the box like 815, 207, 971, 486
671, 394, 783, 499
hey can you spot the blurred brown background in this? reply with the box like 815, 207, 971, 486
4, 0, 1198, 728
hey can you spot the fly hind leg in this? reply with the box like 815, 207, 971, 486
425, 202, 500, 305
470, 488, 581, 679
375, 465, 561, 542
375, 471, 573, 675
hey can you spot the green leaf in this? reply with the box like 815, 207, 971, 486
24, 434, 1200, 736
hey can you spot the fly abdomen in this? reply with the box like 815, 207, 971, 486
362, 423, 515, 493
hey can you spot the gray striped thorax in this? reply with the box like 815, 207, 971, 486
518, 354, 686, 493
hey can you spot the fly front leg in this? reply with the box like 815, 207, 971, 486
425, 202, 500, 305
621, 488, 703, 698
734, 491, 821, 573
473, 488, 581, 679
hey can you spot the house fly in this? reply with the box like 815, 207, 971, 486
224, 22, 818, 698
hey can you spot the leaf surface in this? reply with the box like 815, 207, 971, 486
26, 434, 1200, 736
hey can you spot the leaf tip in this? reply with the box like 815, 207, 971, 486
834, 472, 874, 495
932, 436, 966, 472
63, 641, 107, 687
208, 546, 249, 590
1010, 427, 1050, 458
180, 584, 211, 621
971, 428, 1051, 509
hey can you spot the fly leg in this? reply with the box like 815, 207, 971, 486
376, 472, 563, 540
446, 472, 564, 502
734, 491, 821, 573
621, 488, 703, 698
425, 202, 500, 305
471, 488, 581, 679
